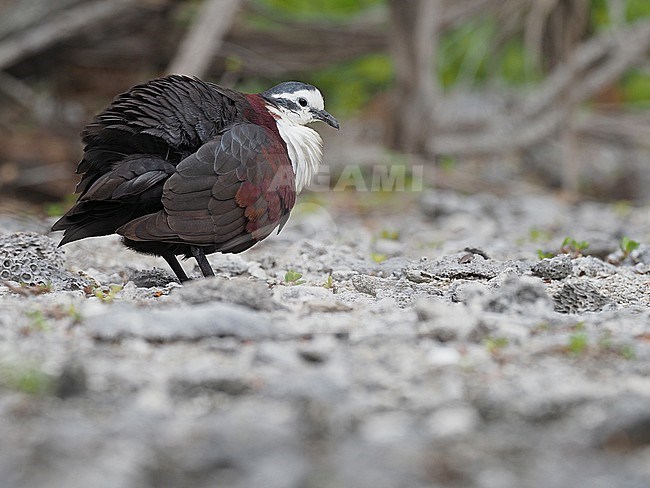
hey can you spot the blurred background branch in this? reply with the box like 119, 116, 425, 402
167, 0, 241, 77
0, 0, 648, 205
0, 0, 138, 70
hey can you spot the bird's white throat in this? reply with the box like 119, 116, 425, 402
267, 106, 323, 193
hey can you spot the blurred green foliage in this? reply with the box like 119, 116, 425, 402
626, 0, 650, 20
310, 54, 393, 116
591, 0, 650, 29
253, 0, 382, 21
590, 0, 611, 28
247, 0, 648, 115
438, 19, 543, 88
622, 70, 650, 107
0, 363, 53, 395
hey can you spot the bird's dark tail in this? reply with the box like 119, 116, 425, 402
52, 200, 145, 246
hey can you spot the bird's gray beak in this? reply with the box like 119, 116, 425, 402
313, 109, 340, 130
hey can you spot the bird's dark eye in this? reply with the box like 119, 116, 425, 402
298, 97, 308, 107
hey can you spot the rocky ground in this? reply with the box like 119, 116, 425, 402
1, 188, 649, 488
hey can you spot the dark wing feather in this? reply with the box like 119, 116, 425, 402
51, 156, 177, 245
76, 75, 245, 195
117, 123, 296, 253
78, 156, 175, 201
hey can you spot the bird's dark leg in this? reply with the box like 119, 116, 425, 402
163, 254, 190, 283
191, 246, 215, 278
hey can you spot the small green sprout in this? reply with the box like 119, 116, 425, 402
27, 282, 53, 294
370, 252, 387, 263
68, 304, 83, 324
529, 227, 552, 243
284, 270, 305, 285
379, 229, 400, 241
44, 202, 66, 218
619, 236, 640, 257
537, 249, 555, 260
44, 194, 76, 217
13, 369, 52, 394
567, 332, 588, 356
560, 237, 589, 257
598, 331, 636, 360
0, 365, 53, 395
613, 201, 632, 218
438, 155, 457, 171
323, 275, 333, 289
94, 285, 123, 302
619, 344, 636, 360
485, 337, 509, 355
25, 310, 50, 331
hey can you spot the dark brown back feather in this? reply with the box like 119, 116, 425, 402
77, 74, 246, 194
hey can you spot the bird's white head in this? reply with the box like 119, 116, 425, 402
261, 82, 339, 193
262, 81, 339, 130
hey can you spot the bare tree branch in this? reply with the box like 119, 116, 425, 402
387, 0, 441, 153
223, 23, 385, 74
0, 0, 138, 70
167, 0, 242, 77
428, 20, 650, 156
0, 70, 54, 120
0, 0, 82, 40
429, 106, 568, 154
523, 20, 650, 118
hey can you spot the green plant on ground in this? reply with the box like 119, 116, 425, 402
25, 310, 50, 331
598, 331, 636, 360
379, 229, 400, 241
618, 344, 636, 360
560, 237, 590, 257
323, 275, 334, 289
485, 336, 509, 355
619, 236, 640, 258
30, 282, 53, 293
567, 332, 589, 356
529, 227, 553, 243
93, 285, 123, 303
67, 304, 83, 325
0, 364, 53, 395
284, 270, 305, 285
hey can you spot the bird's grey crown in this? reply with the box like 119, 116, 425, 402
262, 81, 317, 98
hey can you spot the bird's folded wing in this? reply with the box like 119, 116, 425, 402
78, 156, 176, 202
51, 156, 178, 245
117, 123, 296, 252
